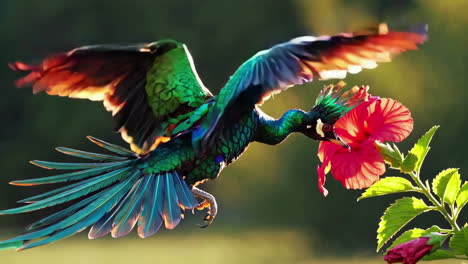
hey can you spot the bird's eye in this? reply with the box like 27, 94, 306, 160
322, 123, 332, 132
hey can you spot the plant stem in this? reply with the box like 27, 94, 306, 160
409, 172, 461, 232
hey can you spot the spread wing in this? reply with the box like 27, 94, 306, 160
194, 24, 427, 149
10, 40, 213, 154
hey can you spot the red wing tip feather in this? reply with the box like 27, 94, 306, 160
8, 62, 39, 71
8, 62, 19, 70
9, 62, 44, 88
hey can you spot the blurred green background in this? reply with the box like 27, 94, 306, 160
0, 0, 467, 263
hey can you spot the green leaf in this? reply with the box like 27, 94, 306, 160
445, 173, 461, 205
449, 225, 468, 256
377, 197, 433, 251
388, 226, 441, 250
432, 168, 461, 205
422, 249, 456, 261
375, 142, 404, 168
358, 177, 416, 201
456, 181, 468, 210
400, 153, 418, 174
401, 126, 439, 173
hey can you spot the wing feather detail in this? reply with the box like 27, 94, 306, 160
10, 40, 212, 154
195, 23, 427, 149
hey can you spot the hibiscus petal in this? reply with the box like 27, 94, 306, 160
329, 141, 385, 189
332, 100, 374, 144
332, 98, 412, 144
366, 98, 414, 143
317, 164, 329, 197
318, 141, 343, 162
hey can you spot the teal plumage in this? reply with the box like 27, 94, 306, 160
2, 24, 427, 250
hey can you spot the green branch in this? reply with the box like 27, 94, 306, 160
409, 171, 461, 231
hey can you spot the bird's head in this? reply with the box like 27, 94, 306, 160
299, 82, 375, 150
299, 116, 350, 150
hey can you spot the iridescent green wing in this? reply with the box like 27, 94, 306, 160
10, 39, 212, 154
194, 24, 427, 149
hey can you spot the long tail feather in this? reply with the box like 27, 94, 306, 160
0, 136, 198, 250
86, 136, 136, 156
0, 168, 132, 214
163, 172, 182, 229
138, 175, 164, 238
20, 172, 139, 250
11, 161, 134, 186
55, 147, 128, 161
26, 194, 100, 230
111, 176, 151, 238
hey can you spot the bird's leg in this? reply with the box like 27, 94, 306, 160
192, 186, 217, 228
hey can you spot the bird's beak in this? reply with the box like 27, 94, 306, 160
329, 135, 351, 151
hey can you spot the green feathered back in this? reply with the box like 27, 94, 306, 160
145, 40, 212, 117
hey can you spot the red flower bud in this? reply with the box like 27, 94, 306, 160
384, 237, 433, 264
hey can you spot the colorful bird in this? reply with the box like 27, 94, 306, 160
1, 24, 426, 250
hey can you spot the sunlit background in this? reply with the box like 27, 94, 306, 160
0, 0, 466, 263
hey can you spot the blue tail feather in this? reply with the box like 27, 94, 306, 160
87, 178, 140, 239
20, 173, 139, 250
26, 193, 100, 231
55, 147, 128, 161
0, 167, 132, 214
0, 241, 23, 251
163, 172, 182, 229
29, 160, 125, 170
11, 161, 134, 186
0, 136, 198, 251
18, 181, 80, 203
86, 136, 136, 156
112, 176, 151, 238
174, 174, 199, 209
0, 187, 117, 245
138, 175, 164, 238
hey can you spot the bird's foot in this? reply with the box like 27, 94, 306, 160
195, 199, 210, 210
191, 186, 217, 228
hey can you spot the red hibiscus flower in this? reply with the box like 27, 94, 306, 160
384, 237, 432, 264
317, 97, 413, 196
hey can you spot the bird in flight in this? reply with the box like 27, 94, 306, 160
1, 23, 426, 250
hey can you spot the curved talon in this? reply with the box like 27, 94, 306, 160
192, 186, 217, 228
197, 213, 213, 228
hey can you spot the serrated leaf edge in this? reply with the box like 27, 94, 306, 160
377, 197, 433, 251
358, 177, 416, 201
432, 168, 460, 204
401, 126, 439, 173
